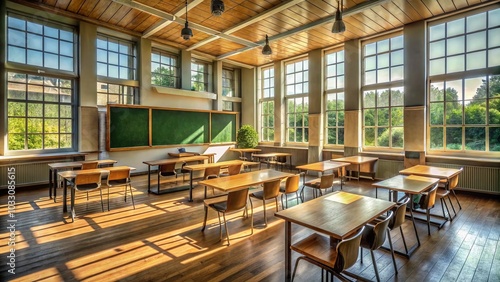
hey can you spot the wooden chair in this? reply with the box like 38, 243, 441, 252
280, 174, 301, 209
106, 168, 134, 210
269, 155, 287, 171
301, 173, 335, 200
220, 163, 243, 177
291, 226, 365, 282
385, 197, 410, 254
201, 188, 253, 246
360, 210, 396, 282
439, 167, 463, 212
436, 186, 455, 221
204, 166, 221, 198
249, 179, 281, 226
81, 161, 98, 170
70, 172, 103, 222
157, 163, 178, 189
418, 183, 439, 235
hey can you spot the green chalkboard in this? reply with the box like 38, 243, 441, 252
211, 113, 236, 143
109, 106, 149, 149
152, 109, 210, 145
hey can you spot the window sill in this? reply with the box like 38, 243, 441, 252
153, 86, 217, 100
426, 155, 500, 167
0, 152, 87, 165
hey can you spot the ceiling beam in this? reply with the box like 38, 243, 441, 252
216, 0, 390, 60
187, 0, 305, 51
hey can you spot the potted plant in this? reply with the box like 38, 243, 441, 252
236, 124, 258, 148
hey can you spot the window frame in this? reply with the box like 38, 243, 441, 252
361, 33, 405, 152
151, 48, 179, 88
324, 47, 345, 148
284, 57, 309, 144
191, 59, 210, 92
426, 6, 500, 157
259, 66, 275, 143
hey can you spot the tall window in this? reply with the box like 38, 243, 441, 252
428, 7, 500, 154
285, 58, 309, 143
362, 34, 404, 149
191, 60, 209, 91
260, 67, 274, 142
6, 13, 76, 153
325, 49, 345, 146
151, 49, 179, 88
96, 34, 138, 106
222, 69, 235, 97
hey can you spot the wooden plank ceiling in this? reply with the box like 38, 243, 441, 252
12, 0, 493, 67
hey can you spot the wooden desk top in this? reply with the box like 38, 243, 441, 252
275, 191, 395, 240
143, 155, 208, 166
183, 160, 258, 171
168, 152, 216, 158
296, 161, 350, 172
252, 152, 292, 158
49, 159, 117, 170
230, 148, 262, 153
58, 166, 136, 179
199, 169, 293, 192
373, 175, 440, 194
399, 165, 462, 180
332, 156, 379, 164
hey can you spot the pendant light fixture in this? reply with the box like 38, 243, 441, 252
262, 35, 272, 55
181, 0, 193, 40
332, 0, 346, 34
211, 0, 225, 16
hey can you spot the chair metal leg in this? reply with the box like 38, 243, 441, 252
399, 226, 408, 255
275, 197, 279, 212
107, 186, 111, 211
223, 212, 230, 245
99, 189, 104, 212
201, 206, 208, 231
263, 199, 267, 226
386, 229, 398, 274
217, 211, 222, 241
249, 203, 254, 235
291, 256, 304, 282
370, 250, 380, 282
427, 209, 431, 235
129, 184, 135, 209
447, 196, 456, 217
451, 190, 462, 209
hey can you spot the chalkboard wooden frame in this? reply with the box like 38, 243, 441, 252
107, 105, 238, 151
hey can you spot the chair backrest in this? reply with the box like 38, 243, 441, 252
159, 163, 176, 176
81, 161, 98, 170
262, 179, 282, 199
226, 163, 243, 176
389, 197, 410, 230
363, 210, 393, 250
284, 174, 300, 194
420, 183, 438, 209
107, 168, 131, 184
75, 172, 102, 190
205, 166, 221, 179
319, 174, 335, 189
335, 226, 365, 272
448, 167, 463, 190
226, 188, 249, 212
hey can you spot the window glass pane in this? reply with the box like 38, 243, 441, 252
377, 108, 389, 126
489, 28, 500, 48
377, 39, 389, 53
377, 53, 389, 68
429, 58, 445, 76
466, 51, 486, 70
488, 9, 500, 27
447, 18, 465, 37
467, 13, 486, 32
467, 31, 486, 52
488, 48, 500, 67
490, 127, 500, 151
364, 128, 375, 146
363, 91, 376, 108
446, 102, 462, 124
391, 36, 403, 49
391, 66, 404, 81
392, 127, 404, 148
446, 127, 463, 150
364, 109, 375, 126
365, 42, 376, 56
391, 50, 403, 65
446, 80, 463, 100
446, 55, 464, 73
430, 40, 445, 59
365, 56, 376, 70
377, 89, 389, 107
377, 127, 389, 147
430, 24, 445, 41
447, 36, 464, 55
430, 103, 444, 125
430, 127, 444, 149
391, 107, 404, 126
377, 68, 390, 83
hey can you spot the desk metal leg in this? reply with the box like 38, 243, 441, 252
189, 170, 194, 202
284, 221, 292, 282
53, 169, 59, 201
49, 169, 53, 199
147, 166, 151, 193
409, 195, 421, 247
70, 185, 75, 222
63, 179, 68, 213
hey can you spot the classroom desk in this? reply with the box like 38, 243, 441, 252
295, 160, 350, 190
372, 175, 440, 257
275, 191, 395, 282
182, 160, 259, 202
143, 155, 209, 194
48, 159, 117, 201
332, 156, 378, 180
251, 152, 292, 170
399, 165, 462, 189
59, 166, 135, 216
229, 148, 262, 161
168, 152, 216, 163
199, 169, 293, 193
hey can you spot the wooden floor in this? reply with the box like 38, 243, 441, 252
1, 171, 499, 282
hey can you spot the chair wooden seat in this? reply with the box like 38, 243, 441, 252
291, 233, 339, 268
249, 179, 281, 226
302, 174, 335, 199
279, 174, 301, 209
106, 168, 134, 210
